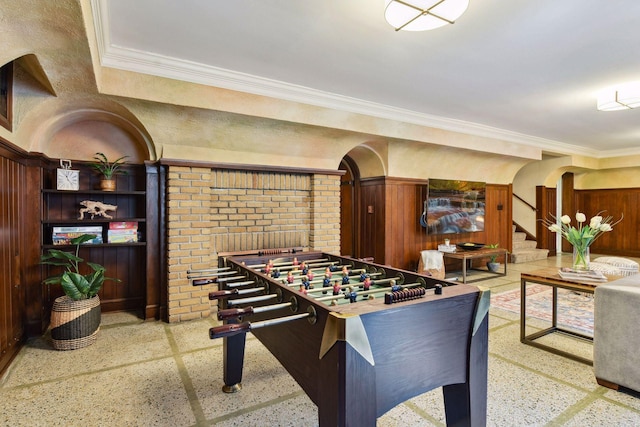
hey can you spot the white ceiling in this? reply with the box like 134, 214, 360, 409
95, 0, 640, 158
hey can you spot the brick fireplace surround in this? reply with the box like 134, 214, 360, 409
166, 166, 341, 322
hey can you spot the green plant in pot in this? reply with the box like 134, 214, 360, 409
91, 152, 129, 192
41, 234, 120, 350
485, 243, 501, 272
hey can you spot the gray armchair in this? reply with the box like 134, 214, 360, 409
594, 274, 640, 392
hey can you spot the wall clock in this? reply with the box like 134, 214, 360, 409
56, 159, 79, 191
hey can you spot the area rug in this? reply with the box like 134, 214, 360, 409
491, 284, 594, 334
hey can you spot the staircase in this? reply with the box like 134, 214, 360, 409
511, 225, 549, 264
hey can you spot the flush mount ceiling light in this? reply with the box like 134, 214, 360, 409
385, 0, 470, 31
597, 81, 640, 111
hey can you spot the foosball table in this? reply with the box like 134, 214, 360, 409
192, 250, 489, 426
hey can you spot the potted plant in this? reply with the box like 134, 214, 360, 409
41, 233, 120, 350
91, 152, 129, 191
486, 243, 501, 272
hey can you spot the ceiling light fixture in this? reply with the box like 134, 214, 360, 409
384, 0, 470, 32
597, 82, 640, 111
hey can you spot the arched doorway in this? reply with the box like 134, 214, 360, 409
339, 156, 360, 257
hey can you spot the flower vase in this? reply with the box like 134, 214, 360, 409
572, 246, 590, 271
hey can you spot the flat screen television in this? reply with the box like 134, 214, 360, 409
424, 179, 485, 234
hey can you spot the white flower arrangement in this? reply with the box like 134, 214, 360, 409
544, 211, 621, 250
543, 211, 623, 269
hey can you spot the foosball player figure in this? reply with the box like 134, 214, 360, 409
302, 275, 311, 290
346, 286, 358, 303
263, 259, 274, 275
287, 271, 295, 284
324, 267, 332, 279
292, 257, 299, 267
330, 264, 338, 272
298, 284, 307, 295
342, 269, 350, 285
333, 280, 342, 295
363, 276, 372, 291
390, 279, 401, 292
307, 270, 314, 281
360, 271, 368, 282
324, 273, 332, 288
272, 268, 281, 279
301, 262, 309, 275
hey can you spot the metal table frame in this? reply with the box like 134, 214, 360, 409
520, 268, 618, 366
443, 247, 508, 284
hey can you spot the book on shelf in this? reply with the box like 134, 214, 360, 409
52, 226, 103, 245
108, 228, 138, 243
109, 221, 138, 230
558, 267, 607, 282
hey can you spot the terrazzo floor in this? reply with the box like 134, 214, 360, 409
2, 254, 640, 426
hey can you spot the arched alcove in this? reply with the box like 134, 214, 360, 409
35, 108, 155, 162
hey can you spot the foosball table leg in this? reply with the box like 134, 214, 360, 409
222, 321, 247, 393
442, 313, 489, 427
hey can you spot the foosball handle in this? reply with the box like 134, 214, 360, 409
193, 278, 216, 286
209, 322, 251, 339
217, 306, 255, 320
208, 289, 240, 300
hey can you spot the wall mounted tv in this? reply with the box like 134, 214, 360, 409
424, 179, 486, 234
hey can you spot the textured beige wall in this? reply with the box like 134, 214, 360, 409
575, 168, 640, 189
2, 0, 639, 190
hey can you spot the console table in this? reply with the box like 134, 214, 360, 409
443, 247, 508, 284
520, 268, 621, 365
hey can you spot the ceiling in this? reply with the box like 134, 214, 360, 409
95, 0, 640, 158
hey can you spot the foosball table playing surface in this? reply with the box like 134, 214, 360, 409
195, 251, 489, 427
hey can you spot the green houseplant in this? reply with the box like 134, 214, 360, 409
91, 152, 129, 191
485, 243, 501, 272
41, 233, 120, 350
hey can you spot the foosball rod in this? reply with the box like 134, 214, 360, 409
288, 267, 367, 277
281, 271, 383, 288
303, 275, 400, 295
187, 270, 239, 279
314, 282, 422, 302
187, 266, 231, 274
215, 275, 247, 282
248, 258, 329, 269
224, 280, 256, 288
226, 293, 279, 306
208, 286, 266, 301
273, 262, 351, 273
203, 276, 250, 287
252, 260, 359, 274
217, 301, 292, 320
210, 312, 311, 339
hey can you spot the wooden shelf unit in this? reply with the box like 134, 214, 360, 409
41, 162, 157, 315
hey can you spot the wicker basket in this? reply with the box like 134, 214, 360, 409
50, 295, 101, 350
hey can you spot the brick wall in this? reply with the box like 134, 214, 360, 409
166, 166, 213, 322
166, 166, 340, 322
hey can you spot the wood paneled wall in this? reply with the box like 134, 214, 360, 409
358, 177, 512, 271
536, 186, 557, 255
1, 138, 164, 376
575, 188, 640, 257
537, 184, 640, 257
0, 142, 27, 375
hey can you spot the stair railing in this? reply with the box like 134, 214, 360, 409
513, 193, 537, 212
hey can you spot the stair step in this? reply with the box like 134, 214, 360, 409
511, 225, 548, 263
513, 231, 527, 242
512, 240, 538, 250
511, 248, 549, 264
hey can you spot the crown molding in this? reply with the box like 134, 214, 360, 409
91, 0, 639, 160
